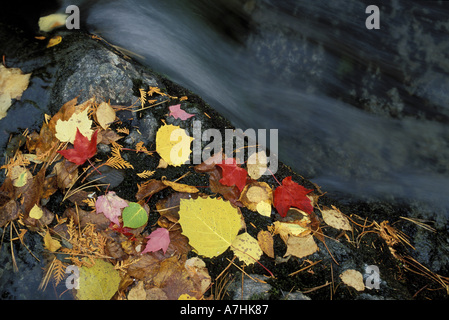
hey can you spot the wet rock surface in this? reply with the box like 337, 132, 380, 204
0, 23, 448, 300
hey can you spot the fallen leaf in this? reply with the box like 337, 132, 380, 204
273, 176, 313, 217
58, 128, 98, 165
169, 104, 195, 120
0, 65, 31, 120
142, 228, 170, 254
161, 177, 199, 193
178, 197, 242, 258
339, 269, 365, 291
10, 166, 32, 187
122, 202, 148, 229
52, 159, 78, 189
55, 107, 93, 144
247, 150, 267, 180
29, 204, 43, 220
0, 199, 20, 228
216, 158, 248, 192
96, 101, 116, 129
47, 35, 62, 48
136, 179, 168, 201
38, 13, 67, 32
320, 205, 352, 231
284, 234, 318, 259
231, 232, 262, 265
44, 230, 61, 252
257, 230, 274, 258
156, 124, 193, 167
96, 191, 129, 225
128, 281, 146, 300
239, 181, 272, 216
76, 259, 121, 300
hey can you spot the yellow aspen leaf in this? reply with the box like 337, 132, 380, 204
178, 197, 241, 258
55, 108, 93, 143
96, 101, 116, 129
231, 232, 262, 265
239, 181, 272, 216
178, 294, 197, 300
38, 13, 67, 32
29, 204, 43, 220
44, 230, 61, 252
156, 124, 193, 167
77, 258, 121, 300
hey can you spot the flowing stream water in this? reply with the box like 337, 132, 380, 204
76, 0, 449, 214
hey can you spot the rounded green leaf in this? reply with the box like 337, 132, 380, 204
122, 202, 148, 228
76, 259, 121, 300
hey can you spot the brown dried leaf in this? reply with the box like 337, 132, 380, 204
257, 230, 274, 258
136, 179, 167, 201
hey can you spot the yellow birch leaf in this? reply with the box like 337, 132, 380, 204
156, 124, 193, 167
178, 197, 241, 258
38, 13, 67, 32
96, 101, 116, 129
44, 230, 61, 252
29, 204, 43, 220
231, 232, 262, 265
55, 108, 93, 143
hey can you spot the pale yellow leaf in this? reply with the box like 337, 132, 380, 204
0, 65, 31, 120
55, 108, 93, 143
247, 150, 267, 179
284, 234, 318, 258
231, 232, 262, 265
44, 230, 61, 252
340, 269, 365, 291
29, 204, 43, 220
320, 205, 351, 231
96, 101, 116, 129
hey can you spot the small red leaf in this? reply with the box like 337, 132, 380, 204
216, 158, 248, 192
169, 104, 195, 120
273, 176, 313, 217
142, 228, 170, 254
58, 128, 98, 165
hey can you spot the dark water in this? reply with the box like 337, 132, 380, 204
73, 0, 449, 213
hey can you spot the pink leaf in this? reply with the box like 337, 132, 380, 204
95, 191, 128, 225
169, 104, 195, 120
141, 228, 170, 254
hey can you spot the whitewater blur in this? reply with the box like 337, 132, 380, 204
72, 0, 449, 213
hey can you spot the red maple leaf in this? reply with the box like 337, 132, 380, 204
273, 176, 313, 217
58, 128, 98, 165
141, 228, 170, 254
216, 158, 248, 192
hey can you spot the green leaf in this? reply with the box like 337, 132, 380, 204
122, 202, 148, 228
